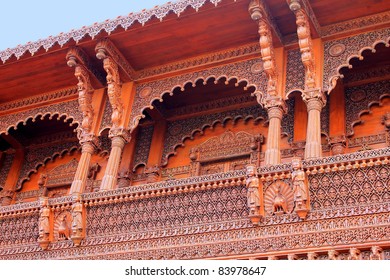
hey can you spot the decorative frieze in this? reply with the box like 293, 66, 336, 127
0, 99, 82, 135
323, 28, 390, 93
132, 126, 154, 170
348, 133, 387, 148
132, 58, 267, 131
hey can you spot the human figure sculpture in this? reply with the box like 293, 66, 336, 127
291, 158, 308, 210
71, 200, 83, 237
246, 165, 261, 217
370, 246, 383, 260
38, 199, 50, 242
328, 250, 339, 260
272, 187, 288, 214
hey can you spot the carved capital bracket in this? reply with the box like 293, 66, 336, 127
144, 164, 161, 184
70, 193, 85, 247
0, 190, 14, 206
109, 127, 131, 143
302, 88, 326, 109
77, 132, 99, 154
66, 47, 97, 135
264, 97, 287, 117
288, 0, 318, 90
38, 197, 51, 250
249, 0, 281, 99
288, 0, 321, 37
95, 38, 137, 81
329, 135, 346, 155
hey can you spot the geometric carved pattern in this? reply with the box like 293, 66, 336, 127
0, 99, 82, 135
99, 99, 113, 132
309, 165, 390, 210
162, 105, 268, 165
132, 58, 267, 130
323, 28, 390, 92
285, 49, 305, 95
345, 80, 390, 136
282, 98, 295, 142
0, 214, 39, 247
0, 153, 14, 188
132, 125, 154, 170
321, 94, 330, 136
87, 185, 247, 237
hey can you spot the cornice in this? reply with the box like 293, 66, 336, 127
0, 87, 78, 116
0, 0, 230, 64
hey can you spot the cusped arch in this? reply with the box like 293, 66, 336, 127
130, 74, 262, 133
17, 145, 80, 191
1, 111, 79, 136
161, 114, 266, 166
327, 37, 390, 95
349, 93, 390, 136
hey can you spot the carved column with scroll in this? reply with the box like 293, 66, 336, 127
289, 0, 326, 159
96, 40, 133, 190
67, 48, 98, 194
249, 0, 286, 165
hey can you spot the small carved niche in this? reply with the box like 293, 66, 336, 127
39, 159, 79, 197
53, 211, 72, 241
189, 130, 263, 176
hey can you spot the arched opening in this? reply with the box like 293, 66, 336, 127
127, 76, 272, 185
333, 42, 390, 153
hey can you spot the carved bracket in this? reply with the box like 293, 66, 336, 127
70, 194, 85, 246
38, 197, 51, 250
291, 157, 310, 219
245, 164, 263, 224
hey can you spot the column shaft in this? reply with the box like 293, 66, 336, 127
265, 106, 284, 165
100, 136, 126, 190
304, 98, 323, 159
70, 142, 95, 194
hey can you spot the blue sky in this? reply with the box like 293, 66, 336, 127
0, 0, 170, 51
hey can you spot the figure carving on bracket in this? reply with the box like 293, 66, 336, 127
246, 164, 262, 224
370, 246, 383, 260
38, 197, 50, 250
291, 157, 309, 219
348, 248, 361, 260
0, 190, 14, 206
328, 250, 339, 260
381, 112, 390, 130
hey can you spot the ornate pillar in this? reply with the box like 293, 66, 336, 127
289, 1, 326, 159
264, 99, 287, 165
70, 136, 98, 194
303, 90, 326, 159
67, 47, 101, 194
249, 1, 286, 165
96, 40, 132, 191
100, 129, 130, 190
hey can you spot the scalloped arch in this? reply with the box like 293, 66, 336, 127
327, 37, 390, 95
348, 93, 390, 136
161, 114, 266, 166
130, 75, 259, 133
1, 111, 79, 136
17, 145, 80, 190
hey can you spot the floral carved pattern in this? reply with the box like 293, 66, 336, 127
0, 153, 14, 188
131, 59, 267, 130
285, 49, 305, 95
132, 126, 154, 170
309, 164, 390, 210
0, 99, 82, 135
345, 80, 390, 136
0, 213, 39, 248
99, 99, 113, 133
323, 28, 390, 93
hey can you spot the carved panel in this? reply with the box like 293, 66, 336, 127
348, 133, 387, 148
0, 153, 14, 188
309, 165, 390, 210
99, 99, 113, 132
16, 141, 80, 190
0, 99, 82, 135
323, 28, 390, 92
282, 98, 295, 142
131, 58, 268, 129
132, 126, 154, 170
0, 213, 39, 247
162, 105, 268, 166
285, 49, 305, 94
53, 211, 72, 241
43, 159, 79, 188
264, 180, 294, 216
345, 80, 390, 136
321, 94, 330, 136
86, 185, 248, 237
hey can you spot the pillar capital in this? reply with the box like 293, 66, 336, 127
302, 88, 326, 111
109, 127, 131, 143
264, 97, 287, 117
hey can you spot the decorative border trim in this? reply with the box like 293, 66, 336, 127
0, 0, 228, 63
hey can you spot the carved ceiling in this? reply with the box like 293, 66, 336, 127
0, 0, 388, 104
